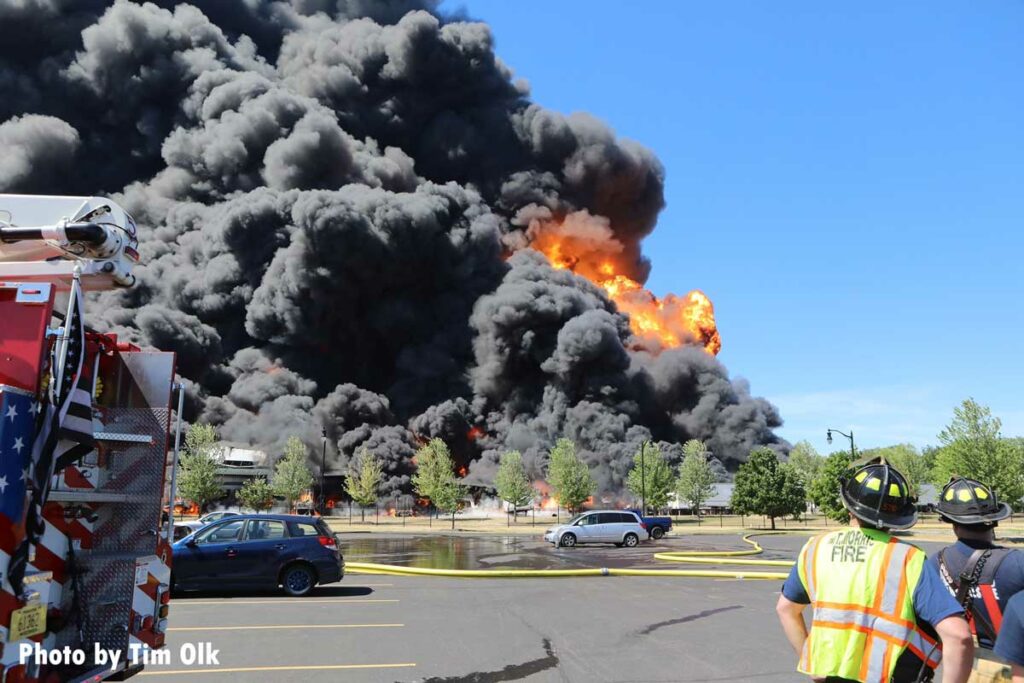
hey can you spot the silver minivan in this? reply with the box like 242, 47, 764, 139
544, 510, 648, 548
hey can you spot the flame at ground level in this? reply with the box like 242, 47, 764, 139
534, 481, 559, 511
531, 481, 597, 513
527, 216, 721, 355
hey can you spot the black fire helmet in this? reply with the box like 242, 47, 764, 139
840, 459, 918, 530
937, 476, 1011, 526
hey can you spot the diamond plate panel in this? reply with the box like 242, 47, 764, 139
84, 407, 168, 555
51, 556, 134, 665
81, 557, 134, 660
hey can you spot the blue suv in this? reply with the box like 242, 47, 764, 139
172, 514, 344, 596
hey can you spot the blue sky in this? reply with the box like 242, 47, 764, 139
439, 1, 1024, 454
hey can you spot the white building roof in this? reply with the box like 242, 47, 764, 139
215, 442, 269, 467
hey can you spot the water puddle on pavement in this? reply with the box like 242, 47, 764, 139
337, 533, 743, 571
340, 535, 541, 570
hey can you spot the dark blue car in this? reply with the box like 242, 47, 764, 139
171, 514, 344, 596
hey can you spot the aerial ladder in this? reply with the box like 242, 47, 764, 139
0, 194, 181, 682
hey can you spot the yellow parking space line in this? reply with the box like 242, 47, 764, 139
176, 598, 399, 606
169, 623, 403, 632
140, 663, 416, 676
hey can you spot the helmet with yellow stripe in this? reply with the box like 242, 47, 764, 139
839, 460, 918, 530
936, 476, 1011, 526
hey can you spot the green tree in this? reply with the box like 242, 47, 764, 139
932, 399, 1024, 507
546, 438, 595, 514
921, 445, 940, 474
273, 436, 314, 512
626, 441, 675, 513
862, 444, 929, 497
809, 450, 855, 523
434, 479, 467, 530
412, 438, 466, 529
675, 439, 718, 518
238, 477, 274, 513
787, 440, 823, 489
345, 447, 382, 522
730, 448, 806, 529
177, 423, 222, 513
494, 451, 534, 524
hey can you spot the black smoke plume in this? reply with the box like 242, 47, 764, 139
0, 0, 784, 495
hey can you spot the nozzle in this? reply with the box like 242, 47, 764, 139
0, 222, 107, 245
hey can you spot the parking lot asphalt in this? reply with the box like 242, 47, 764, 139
147, 532, 947, 682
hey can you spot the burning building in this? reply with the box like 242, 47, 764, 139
0, 0, 784, 497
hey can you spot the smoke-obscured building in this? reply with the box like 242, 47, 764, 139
669, 485, 736, 515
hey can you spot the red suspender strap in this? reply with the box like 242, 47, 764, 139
979, 585, 1003, 633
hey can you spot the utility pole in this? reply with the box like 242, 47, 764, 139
320, 427, 327, 515
640, 440, 647, 516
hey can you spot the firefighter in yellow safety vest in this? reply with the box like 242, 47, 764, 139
777, 460, 975, 683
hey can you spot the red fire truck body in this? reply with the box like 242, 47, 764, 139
0, 195, 179, 682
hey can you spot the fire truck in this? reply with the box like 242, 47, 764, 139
0, 195, 181, 681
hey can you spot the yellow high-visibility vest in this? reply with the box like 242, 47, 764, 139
796, 527, 942, 683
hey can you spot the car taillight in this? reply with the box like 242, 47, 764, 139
318, 535, 337, 550
639, 522, 647, 529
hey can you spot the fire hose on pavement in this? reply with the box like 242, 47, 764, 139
344, 531, 800, 580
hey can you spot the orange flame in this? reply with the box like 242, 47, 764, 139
527, 213, 721, 355
170, 500, 200, 516
534, 480, 559, 511
466, 426, 484, 441
457, 465, 468, 477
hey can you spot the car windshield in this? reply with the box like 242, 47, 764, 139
566, 514, 584, 525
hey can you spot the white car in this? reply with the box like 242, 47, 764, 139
180, 510, 239, 534
543, 510, 648, 548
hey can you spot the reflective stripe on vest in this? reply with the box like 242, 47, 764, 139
810, 605, 940, 668
799, 534, 824, 672
798, 530, 939, 683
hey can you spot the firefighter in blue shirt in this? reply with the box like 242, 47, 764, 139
994, 591, 1024, 681
929, 477, 1024, 680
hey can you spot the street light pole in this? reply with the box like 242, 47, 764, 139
640, 440, 647, 515
826, 428, 856, 461
320, 428, 327, 515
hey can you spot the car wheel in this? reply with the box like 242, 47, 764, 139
651, 526, 665, 540
623, 533, 639, 548
560, 533, 577, 548
281, 564, 316, 597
